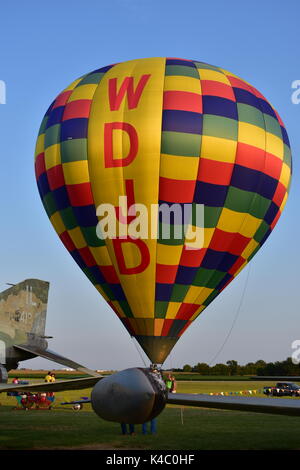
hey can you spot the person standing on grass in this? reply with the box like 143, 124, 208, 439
44, 371, 52, 383
171, 375, 177, 393
142, 419, 157, 435
165, 374, 173, 393
49, 373, 56, 382
120, 423, 135, 435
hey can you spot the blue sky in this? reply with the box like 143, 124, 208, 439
0, 0, 299, 370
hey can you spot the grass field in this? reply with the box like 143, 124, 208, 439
1, 378, 300, 450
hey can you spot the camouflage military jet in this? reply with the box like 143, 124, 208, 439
0, 279, 101, 388
1, 279, 300, 424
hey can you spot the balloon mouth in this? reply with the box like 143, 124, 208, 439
135, 336, 179, 364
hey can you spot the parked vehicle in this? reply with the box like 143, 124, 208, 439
263, 382, 300, 397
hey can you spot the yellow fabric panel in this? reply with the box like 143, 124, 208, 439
45, 144, 61, 170
68, 227, 86, 249
280, 193, 288, 212
220, 69, 249, 83
160, 154, 199, 180
217, 208, 261, 238
164, 75, 200, 93
241, 239, 259, 260
68, 84, 98, 101
238, 122, 265, 150
279, 162, 291, 188
154, 319, 164, 336
203, 228, 215, 248
50, 212, 65, 235
88, 58, 166, 318
89, 246, 112, 266
165, 302, 181, 319
63, 160, 90, 185
111, 300, 126, 318
196, 69, 230, 84
200, 135, 237, 161
266, 132, 284, 160
115, 240, 144, 270
189, 305, 206, 322
239, 214, 262, 239
95, 284, 110, 302
35, 134, 45, 158
217, 208, 245, 232
156, 243, 183, 265
184, 286, 213, 305
185, 227, 213, 251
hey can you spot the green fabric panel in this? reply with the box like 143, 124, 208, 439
171, 284, 189, 302
83, 267, 98, 285
237, 103, 265, 130
225, 186, 254, 213
248, 193, 271, 219
263, 113, 282, 139
38, 115, 49, 136
60, 207, 78, 230
203, 290, 219, 306
283, 144, 292, 168
155, 301, 169, 318
44, 124, 61, 149
81, 226, 106, 247
254, 221, 270, 243
165, 65, 199, 78
101, 284, 114, 300
225, 187, 270, 218
161, 131, 201, 157
76, 73, 104, 86
193, 268, 226, 288
202, 114, 238, 141
60, 138, 88, 163
204, 206, 222, 228
43, 193, 57, 218
118, 300, 134, 318
194, 62, 221, 71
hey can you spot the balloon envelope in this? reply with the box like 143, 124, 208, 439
35, 58, 292, 363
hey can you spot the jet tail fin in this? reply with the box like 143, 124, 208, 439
0, 279, 49, 344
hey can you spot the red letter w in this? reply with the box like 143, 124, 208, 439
108, 74, 150, 111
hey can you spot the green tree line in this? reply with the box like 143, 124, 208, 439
174, 358, 300, 376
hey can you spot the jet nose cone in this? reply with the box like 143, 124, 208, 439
91, 367, 166, 424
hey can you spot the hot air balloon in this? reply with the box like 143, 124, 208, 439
34, 57, 292, 365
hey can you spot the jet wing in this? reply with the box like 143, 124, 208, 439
14, 344, 101, 378
0, 376, 102, 393
167, 393, 300, 417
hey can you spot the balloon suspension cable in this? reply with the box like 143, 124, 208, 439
131, 336, 147, 367
208, 263, 251, 366
169, 350, 173, 371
